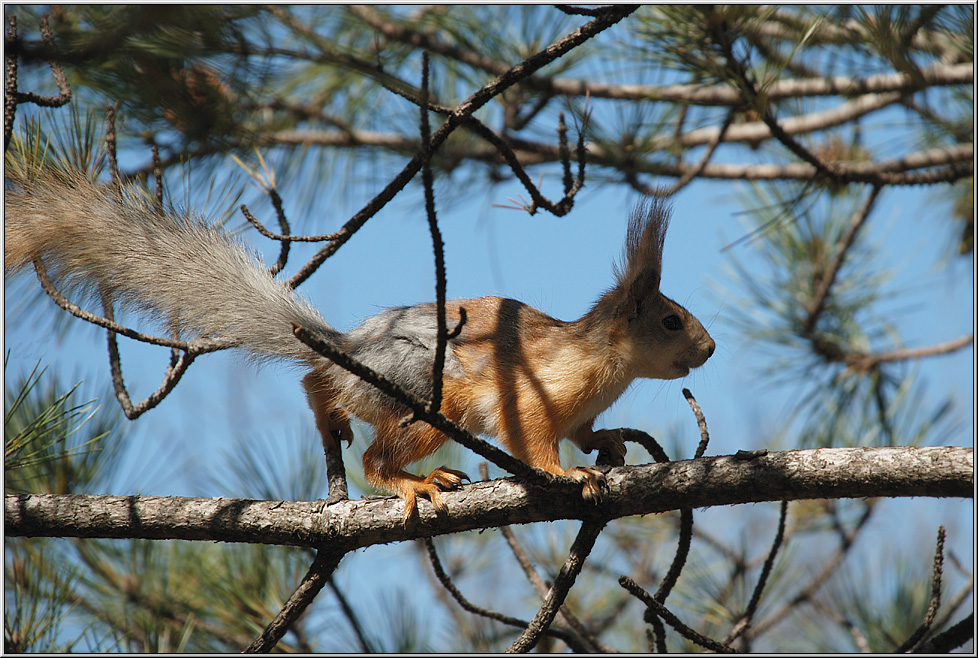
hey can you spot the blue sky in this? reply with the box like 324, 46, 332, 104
5, 152, 972, 649
2, 8, 973, 646
5, 130, 972, 531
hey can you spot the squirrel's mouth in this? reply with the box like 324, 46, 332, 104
666, 362, 691, 379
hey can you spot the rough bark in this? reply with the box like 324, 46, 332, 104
6, 446, 971, 549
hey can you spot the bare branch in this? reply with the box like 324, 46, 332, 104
645, 107, 737, 197
498, 521, 609, 652
841, 334, 974, 374
912, 613, 975, 654
747, 502, 875, 639
7, 446, 970, 545
620, 575, 737, 653
804, 185, 883, 334
723, 500, 789, 645
326, 578, 373, 653
102, 297, 196, 421
285, 5, 637, 289
464, 114, 585, 216
421, 536, 587, 651
506, 519, 607, 653
239, 203, 343, 243
346, 6, 972, 105
670, 91, 907, 150
244, 548, 348, 653
895, 525, 946, 653
683, 388, 712, 459
419, 52, 451, 417
7, 14, 71, 113
31, 258, 231, 353
4, 14, 18, 151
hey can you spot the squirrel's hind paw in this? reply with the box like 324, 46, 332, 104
424, 466, 470, 490
397, 467, 468, 524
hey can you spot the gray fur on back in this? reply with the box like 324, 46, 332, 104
336, 304, 465, 410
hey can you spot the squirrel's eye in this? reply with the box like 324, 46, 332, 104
662, 315, 682, 331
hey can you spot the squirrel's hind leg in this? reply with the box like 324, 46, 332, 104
303, 371, 354, 503
362, 420, 465, 524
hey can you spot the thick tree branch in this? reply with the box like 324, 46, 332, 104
6, 447, 971, 547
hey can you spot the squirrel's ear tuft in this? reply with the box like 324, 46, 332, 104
614, 197, 669, 297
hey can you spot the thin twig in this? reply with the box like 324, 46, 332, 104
653, 389, 713, 609
244, 547, 349, 652
326, 577, 373, 653
723, 500, 789, 645
506, 519, 607, 653
5, 15, 19, 151
106, 102, 120, 185
101, 295, 197, 420
266, 188, 292, 276
420, 52, 449, 416
619, 428, 671, 464
151, 144, 163, 208
842, 334, 974, 374
285, 5, 637, 289
747, 501, 875, 639
702, 8, 841, 186
928, 571, 973, 645
32, 257, 231, 352
7, 13, 71, 118
619, 575, 738, 653
911, 612, 974, 654
804, 184, 882, 333
465, 112, 587, 216
290, 323, 549, 485
647, 106, 738, 197
498, 522, 609, 652
239, 203, 342, 243
421, 536, 586, 650
895, 526, 946, 652
348, 5, 972, 104
28, 15, 69, 100
683, 388, 711, 458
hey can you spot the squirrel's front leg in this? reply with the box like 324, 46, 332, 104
569, 418, 627, 468
508, 428, 609, 501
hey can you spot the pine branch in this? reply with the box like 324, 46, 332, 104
6, 447, 972, 547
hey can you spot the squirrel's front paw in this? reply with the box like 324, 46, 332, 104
563, 466, 607, 501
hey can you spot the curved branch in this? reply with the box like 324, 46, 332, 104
422, 536, 587, 650
255, 126, 974, 186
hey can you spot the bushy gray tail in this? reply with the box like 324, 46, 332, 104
5, 170, 339, 365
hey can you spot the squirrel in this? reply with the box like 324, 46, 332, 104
5, 168, 715, 521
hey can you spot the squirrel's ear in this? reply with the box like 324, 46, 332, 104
622, 267, 661, 320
